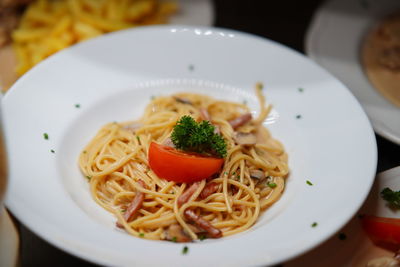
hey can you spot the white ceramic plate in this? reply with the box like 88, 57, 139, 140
306, 0, 400, 145
287, 166, 400, 266
3, 26, 377, 266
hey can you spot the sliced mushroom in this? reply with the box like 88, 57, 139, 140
174, 96, 193, 105
228, 113, 252, 129
233, 132, 257, 145
249, 169, 265, 180
166, 224, 192, 243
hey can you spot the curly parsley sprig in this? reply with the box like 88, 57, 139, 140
171, 116, 227, 158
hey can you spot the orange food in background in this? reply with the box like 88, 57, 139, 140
12, 0, 177, 75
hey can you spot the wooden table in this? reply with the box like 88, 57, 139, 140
13, 0, 400, 266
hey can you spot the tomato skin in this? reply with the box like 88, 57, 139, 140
148, 142, 224, 183
361, 215, 400, 251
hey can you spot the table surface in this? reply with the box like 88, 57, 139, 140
11, 0, 400, 266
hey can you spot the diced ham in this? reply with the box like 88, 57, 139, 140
199, 108, 211, 121
199, 182, 219, 199
177, 182, 200, 207
228, 113, 252, 129
184, 209, 222, 238
116, 180, 146, 228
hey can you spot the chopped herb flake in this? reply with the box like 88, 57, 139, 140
139, 233, 145, 238
311, 222, 318, 228
296, 115, 302, 119
86, 175, 92, 180
43, 133, 49, 140
121, 209, 126, 213
267, 182, 277, 188
188, 65, 194, 71
199, 234, 207, 241
381, 187, 400, 209
83, 150, 87, 154
256, 82, 263, 90
338, 233, 347, 240
182, 246, 189, 255
136, 136, 140, 141
306, 180, 313, 186
298, 87, 304, 93
171, 236, 177, 243
50, 149, 55, 153
75, 104, 81, 108
224, 172, 228, 175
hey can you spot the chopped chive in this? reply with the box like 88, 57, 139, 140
256, 82, 263, 90
182, 246, 189, 255
188, 64, 194, 71
121, 209, 126, 213
43, 133, 49, 140
338, 233, 347, 240
298, 87, 304, 93
85, 175, 92, 180
267, 182, 277, 188
306, 180, 313, 186
311, 222, 318, 228
75, 104, 81, 108
139, 233, 145, 238
50, 149, 55, 153
296, 114, 302, 119
171, 236, 177, 243
83, 150, 87, 154
136, 136, 140, 141
199, 234, 207, 241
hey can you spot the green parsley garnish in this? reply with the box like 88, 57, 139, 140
171, 236, 177, 242
306, 180, 313, 186
43, 133, 49, 140
267, 182, 277, 188
50, 149, 55, 153
298, 87, 304, 93
311, 222, 318, 228
139, 233, 145, 238
199, 234, 207, 241
182, 246, 189, 255
338, 233, 347, 240
296, 115, 302, 119
121, 209, 126, 213
85, 175, 92, 180
171, 116, 227, 158
136, 135, 140, 142
75, 104, 81, 108
381, 187, 400, 209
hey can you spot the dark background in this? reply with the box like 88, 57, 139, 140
15, 0, 400, 266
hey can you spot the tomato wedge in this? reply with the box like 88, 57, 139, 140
148, 142, 224, 183
361, 215, 400, 251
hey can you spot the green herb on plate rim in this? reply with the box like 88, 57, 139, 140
182, 246, 189, 255
306, 180, 313, 186
43, 133, 49, 140
311, 222, 318, 228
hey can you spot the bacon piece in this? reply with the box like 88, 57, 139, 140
228, 113, 252, 129
177, 182, 200, 207
199, 182, 219, 199
116, 180, 146, 228
173, 96, 193, 105
166, 224, 192, 242
184, 209, 222, 238
199, 108, 211, 121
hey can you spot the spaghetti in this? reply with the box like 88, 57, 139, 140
79, 85, 289, 241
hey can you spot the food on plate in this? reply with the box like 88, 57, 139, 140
11, 0, 177, 76
79, 84, 289, 242
362, 11, 400, 107
361, 215, 400, 252
381, 187, 400, 210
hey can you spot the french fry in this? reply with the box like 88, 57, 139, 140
11, 0, 178, 77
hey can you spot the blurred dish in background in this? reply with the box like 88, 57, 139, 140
287, 166, 400, 267
362, 11, 400, 108
0, 0, 214, 91
306, 0, 400, 145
